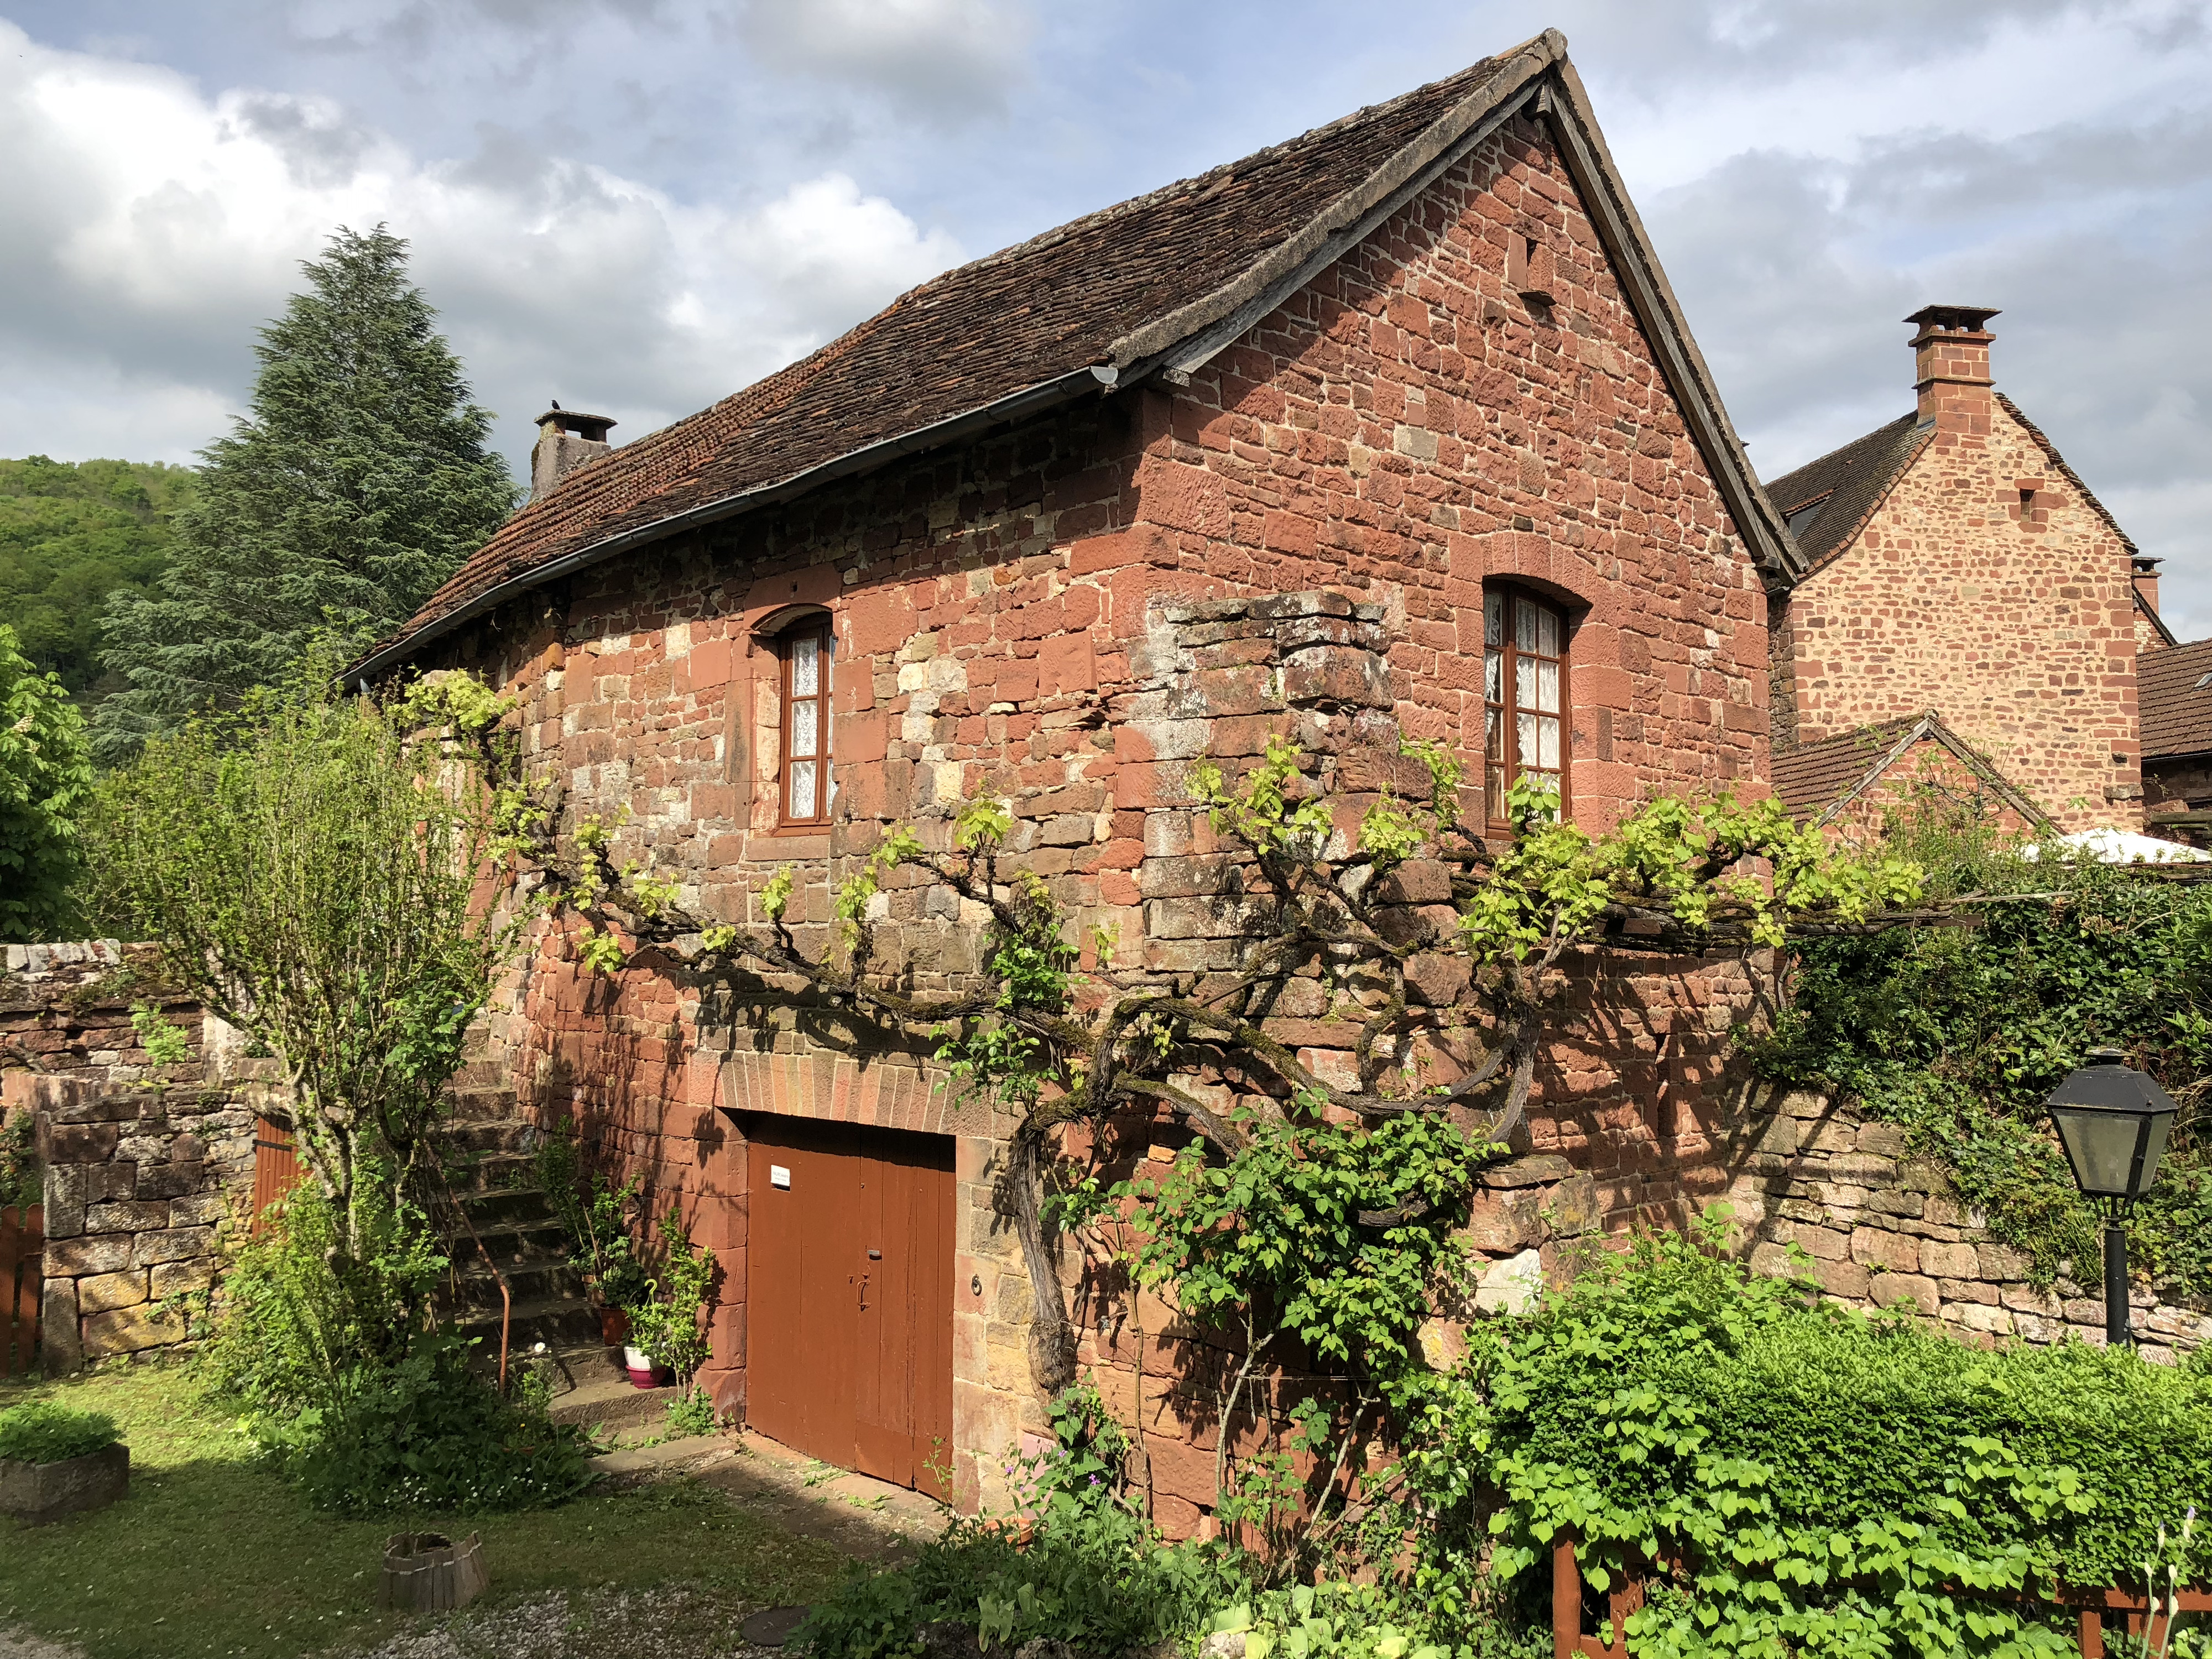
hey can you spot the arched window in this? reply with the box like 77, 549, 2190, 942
778, 618, 834, 828
1483, 584, 1568, 828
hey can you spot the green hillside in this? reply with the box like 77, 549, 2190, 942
0, 454, 197, 700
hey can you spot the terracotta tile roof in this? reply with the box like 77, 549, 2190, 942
1770, 711, 2052, 830
373, 46, 1532, 662
2140, 638, 2212, 760
358, 28, 1799, 675
1761, 414, 1929, 573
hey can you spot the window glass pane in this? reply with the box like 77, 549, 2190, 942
1516, 596, 1540, 653
1485, 590, 1505, 649
1537, 659, 1560, 714
1517, 712, 1537, 773
1537, 715, 1560, 770
1486, 766, 1506, 823
1537, 604, 1560, 658
791, 634, 820, 697
788, 759, 817, 820
790, 697, 818, 759
826, 765, 837, 813
1516, 653, 1536, 711
1484, 648, 1503, 706
1485, 707, 1503, 761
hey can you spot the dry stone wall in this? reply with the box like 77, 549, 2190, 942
1721, 1084, 2208, 1359
1, 943, 276, 1371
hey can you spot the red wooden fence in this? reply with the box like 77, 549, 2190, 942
251, 1118, 301, 1233
1, 1203, 40, 1378
1552, 1537, 2211, 1657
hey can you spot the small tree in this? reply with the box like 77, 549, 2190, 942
0, 622, 93, 942
91, 669, 517, 1258
95, 226, 515, 761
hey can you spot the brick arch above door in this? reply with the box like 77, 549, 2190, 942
717, 1049, 998, 1138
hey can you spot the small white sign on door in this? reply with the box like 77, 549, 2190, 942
769, 1164, 792, 1190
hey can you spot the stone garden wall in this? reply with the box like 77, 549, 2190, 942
1720, 1083, 2210, 1360
1, 942, 280, 1371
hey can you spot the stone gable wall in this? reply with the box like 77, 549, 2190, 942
415, 109, 1778, 1517
1773, 401, 2142, 832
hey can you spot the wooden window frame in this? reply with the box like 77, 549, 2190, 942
776, 619, 834, 831
1482, 583, 1570, 834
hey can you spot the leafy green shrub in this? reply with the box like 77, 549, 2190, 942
530, 1123, 648, 1311
205, 1175, 589, 1513
1752, 811, 2212, 1295
0, 1400, 121, 1465
1466, 1226, 2212, 1656
249, 1332, 591, 1512
0, 620, 92, 942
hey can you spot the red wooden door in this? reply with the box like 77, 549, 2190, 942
744, 1118, 953, 1497
251, 1118, 301, 1233
1, 1204, 41, 1379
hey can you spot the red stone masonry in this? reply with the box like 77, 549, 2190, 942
419, 107, 1776, 1514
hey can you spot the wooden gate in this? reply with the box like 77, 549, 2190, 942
744, 1118, 954, 1496
1, 1203, 40, 1378
251, 1118, 301, 1232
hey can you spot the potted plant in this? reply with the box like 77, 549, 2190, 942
532, 1127, 644, 1348
0, 1401, 129, 1525
621, 1204, 716, 1391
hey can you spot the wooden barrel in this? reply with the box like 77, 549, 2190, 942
376, 1531, 488, 1613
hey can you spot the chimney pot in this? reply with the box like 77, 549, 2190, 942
2133, 555, 2163, 619
1905, 305, 1999, 439
531, 406, 617, 501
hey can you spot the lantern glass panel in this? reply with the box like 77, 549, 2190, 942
2049, 1104, 2174, 1199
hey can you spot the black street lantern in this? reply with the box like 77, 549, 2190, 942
2045, 1048, 2177, 1348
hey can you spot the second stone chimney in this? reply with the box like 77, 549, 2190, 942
1906, 305, 1999, 440
530, 406, 616, 502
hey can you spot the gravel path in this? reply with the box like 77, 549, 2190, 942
356, 1584, 784, 1659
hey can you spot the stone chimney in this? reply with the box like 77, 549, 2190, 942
530, 406, 616, 502
2133, 555, 2163, 618
1906, 305, 1999, 439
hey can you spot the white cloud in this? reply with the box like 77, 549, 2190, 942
727, 0, 1035, 119
0, 18, 963, 469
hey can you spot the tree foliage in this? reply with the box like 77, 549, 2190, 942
0, 455, 195, 701
0, 622, 94, 941
88, 666, 519, 1256
95, 226, 514, 760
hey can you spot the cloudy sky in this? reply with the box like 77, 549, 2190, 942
4, 1, 2207, 627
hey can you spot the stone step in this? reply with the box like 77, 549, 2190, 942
451, 1294, 600, 1353
437, 1151, 536, 1193
439, 1118, 535, 1155
447, 1218, 572, 1266
440, 1257, 584, 1312
445, 1084, 523, 1124
447, 1183, 559, 1228
540, 1345, 682, 1435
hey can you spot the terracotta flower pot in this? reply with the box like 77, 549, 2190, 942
598, 1305, 630, 1348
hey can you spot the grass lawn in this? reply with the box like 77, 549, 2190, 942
0, 1364, 859, 1658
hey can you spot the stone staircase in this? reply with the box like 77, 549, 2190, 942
427, 1057, 677, 1435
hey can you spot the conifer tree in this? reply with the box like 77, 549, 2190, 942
95, 227, 515, 761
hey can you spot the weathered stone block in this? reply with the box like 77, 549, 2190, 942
1483, 1154, 1574, 1190
1404, 952, 1470, 1007
135, 1161, 206, 1202
1281, 645, 1391, 708
1854, 1123, 1907, 1158
76, 1271, 149, 1314
1459, 1191, 1543, 1255
150, 1260, 217, 1300
1869, 1272, 1940, 1316
82, 1304, 175, 1357
1919, 1240, 1979, 1279
1849, 1228, 1919, 1273
1978, 1243, 2031, 1282
45, 1234, 134, 1277
85, 1201, 170, 1235
132, 1227, 215, 1267
0, 1443, 129, 1526
1473, 1249, 1543, 1316
1373, 860, 1453, 905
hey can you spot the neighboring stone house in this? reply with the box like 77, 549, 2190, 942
2139, 637, 2212, 847
1765, 307, 2162, 830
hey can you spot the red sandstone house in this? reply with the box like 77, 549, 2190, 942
1765, 306, 2171, 833
358, 31, 1807, 1517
